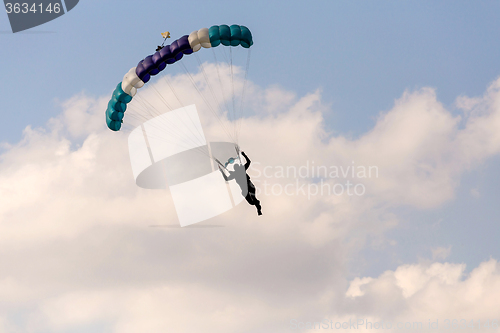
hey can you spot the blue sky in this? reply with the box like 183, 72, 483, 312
2, 0, 500, 143
2, 1, 500, 332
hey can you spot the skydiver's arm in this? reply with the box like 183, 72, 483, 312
219, 166, 229, 181
241, 151, 251, 170
219, 166, 235, 181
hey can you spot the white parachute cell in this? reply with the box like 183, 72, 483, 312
122, 67, 145, 95
188, 31, 202, 52
198, 28, 211, 48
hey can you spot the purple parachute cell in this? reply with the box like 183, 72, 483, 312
177, 35, 191, 53
152, 52, 162, 66
142, 56, 155, 73
157, 62, 167, 72
136, 55, 160, 79
160, 46, 173, 63
170, 40, 181, 57
135, 60, 147, 80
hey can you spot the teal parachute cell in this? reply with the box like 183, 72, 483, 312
218, 25, 231, 46
208, 26, 221, 47
240, 26, 253, 48
108, 97, 126, 113
106, 112, 122, 131
230, 25, 242, 46
106, 104, 124, 121
112, 83, 133, 104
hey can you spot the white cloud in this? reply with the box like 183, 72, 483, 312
346, 277, 374, 298
0, 67, 500, 331
340, 259, 500, 332
432, 246, 452, 261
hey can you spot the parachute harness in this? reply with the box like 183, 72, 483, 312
215, 145, 241, 173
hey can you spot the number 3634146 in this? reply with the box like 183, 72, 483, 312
5, 3, 61, 14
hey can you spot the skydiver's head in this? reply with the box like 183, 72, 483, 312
233, 164, 242, 172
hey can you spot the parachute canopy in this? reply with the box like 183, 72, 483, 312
106, 24, 253, 132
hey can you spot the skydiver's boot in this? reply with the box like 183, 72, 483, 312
256, 201, 262, 216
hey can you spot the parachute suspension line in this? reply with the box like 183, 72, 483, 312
214, 158, 228, 172
119, 113, 211, 158
211, 48, 232, 126
148, 77, 207, 148
176, 61, 237, 144
149, 83, 175, 112
136, 75, 213, 156
118, 71, 211, 156
127, 93, 176, 134
126, 89, 210, 157
194, 52, 244, 157
121, 104, 151, 125
194, 52, 240, 149
176, 62, 236, 145
125, 96, 210, 157
123, 71, 220, 159
219, 44, 230, 63
119, 126, 213, 160
162, 75, 184, 109
131, 92, 173, 130
219, 46, 236, 128
130, 90, 164, 119
236, 48, 251, 143
194, 53, 230, 125
175, 61, 222, 127
160, 74, 215, 154
210, 46, 250, 146
230, 46, 237, 143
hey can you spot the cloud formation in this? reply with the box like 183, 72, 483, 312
1, 67, 500, 332
340, 259, 500, 332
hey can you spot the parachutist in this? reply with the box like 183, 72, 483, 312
156, 45, 164, 51
219, 151, 262, 216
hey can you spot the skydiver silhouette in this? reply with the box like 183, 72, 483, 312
219, 150, 262, 216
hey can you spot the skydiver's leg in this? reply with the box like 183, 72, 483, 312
244, 193, 254, 205
254, 197, 262, 215
246, 184, 262, 215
